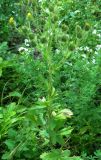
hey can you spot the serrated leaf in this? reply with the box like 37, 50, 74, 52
40, 149, 71, 160
40, 150, 60, 160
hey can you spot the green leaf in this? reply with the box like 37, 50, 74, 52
0, 42, 8, 54
5, 139, 15, 150
0, 68, 2, 77
0, 57, 3, 63
0, 113, 3, 118
94, 150, 101, 159
31, 105, 46, 110
79, 126, 89, 135
0, 57, 3, 76
9, 91, 22, 98
8, 129, 17, 138
40, 130, 49, 139
40, 149, 83, 160
40, 149, 71, 160
40, 150, 60, 160
59, 127, 73, 136
2, 152, 10, 160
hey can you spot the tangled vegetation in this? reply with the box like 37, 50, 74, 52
0, 0, 101, 159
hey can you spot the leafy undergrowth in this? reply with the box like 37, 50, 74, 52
0, 0, 101, 159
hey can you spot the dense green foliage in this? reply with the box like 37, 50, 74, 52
0, 0, 101, 159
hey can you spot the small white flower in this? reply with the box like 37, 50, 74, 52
52, 111, 56, 116
92, 58, 96, 64
92, 29, 97, 35
95, 51, 98, 55
65, 62, 72, 66
40, 97, 46, 102
45, 8, 50, 14
60, 109, 73, 117
97, 34, 101, 38
96, 45, 101, 51
69, 63, 72, 66
58, 20, 62, 25
12, 11, 15, 14
55, 49, 60, 54
18, 47, 28, 52
82, 54, 87, 58
74, 10, 80, 14
26, 44, 30, 47
79, 47, 83, 51
89, 49, 93, 52
25, 39, 29, 43
84, 46, 90, 51
24, 39, 30, 47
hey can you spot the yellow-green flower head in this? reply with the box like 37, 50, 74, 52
84, 22, 91, 30
52, 111, 56, 117
9, 17, 15, 25
55, 109, 73, 120
27, 12, 32, 19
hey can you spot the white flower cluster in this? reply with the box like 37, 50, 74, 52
45, 8, 50, 14
92, 57, 96, 64
39, 97, 46, 102
82, 54, 87, 58
18, 47, 28, 52
92, 29, 101, 38
52, 109, 73, 118
75, 46, 98, 64
18, 39, 30, 53
60, 109, 73, 117
55, 49, 60, 54
25, 39, 30, 47
92, 29, 97, 35
96, 45, 101, 51
48, 29, 53, 36
38, 0, 42, 2
38, 0, 46, 3
76, 46, 92, 52
65, 62, 72, 66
